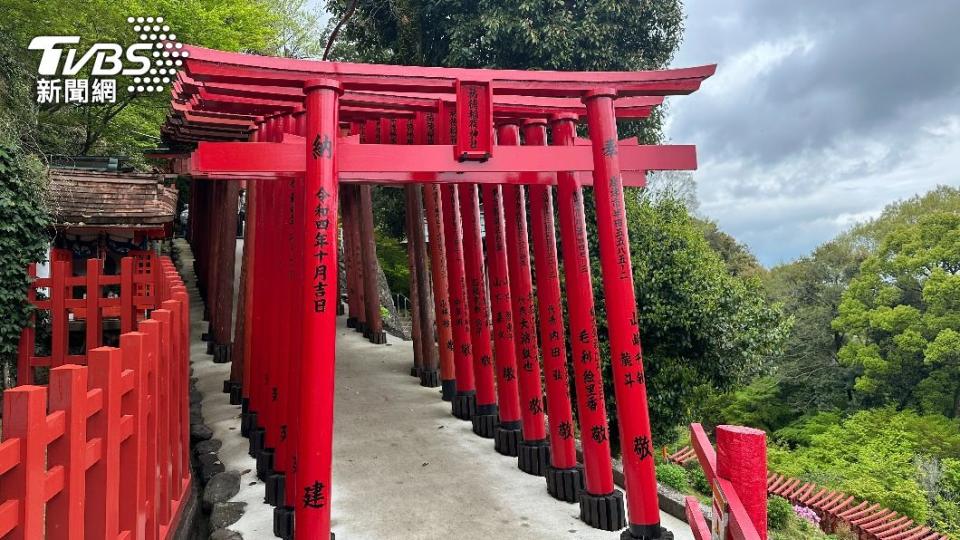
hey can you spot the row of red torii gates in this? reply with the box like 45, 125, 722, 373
159, 45, 717, 540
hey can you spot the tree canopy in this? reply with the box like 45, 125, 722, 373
1, 0, 321, 162
834, 211, 960, 417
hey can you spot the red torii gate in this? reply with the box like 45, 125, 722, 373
164, 45, 714, 540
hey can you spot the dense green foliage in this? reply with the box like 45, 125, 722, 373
0, 0, 321, 389
1, 0, 321, 162
655, 462, 688, 492
0, 140, 50, 389
768, 408, 960, 525
617, 195, 788, 441
834, 212, 960, 417
708, 187, 960, 428
693, 186, 960, 534
374, 229, 411, 299
767, 496, 793, 531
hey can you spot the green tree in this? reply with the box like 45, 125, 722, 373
754, 187, 960, 424
324, 0, 685, 142
833, 212, 960, 417
697, 218, 764, 279
614, 195, 789, 441
1, 0, 319, 161
763, 237, 868, 416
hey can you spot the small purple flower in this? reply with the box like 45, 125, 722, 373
793, 504, 821, 526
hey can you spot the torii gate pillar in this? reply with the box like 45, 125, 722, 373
584, 90, 665, 540
294, 78, 341, 540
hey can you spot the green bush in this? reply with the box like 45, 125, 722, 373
767, 496, 793, 531
774, 411, 843, 448
656, 463, 688, 492
767, 407, 960, 522
686, 464, 711, 495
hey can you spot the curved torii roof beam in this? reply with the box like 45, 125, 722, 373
179, 45, 715, 97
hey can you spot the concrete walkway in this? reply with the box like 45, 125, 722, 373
184, 239, 692, 539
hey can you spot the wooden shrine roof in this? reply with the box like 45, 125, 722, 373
48, 169, 177, 228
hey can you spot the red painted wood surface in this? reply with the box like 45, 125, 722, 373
683, 424, 764, 540
551, 115, 617, 497
499, 125, 547, 444
179, 44, 715, 98
18, 252, 161, 386
524, 120, 578, 471
1, 256, 191, 539
585, 91, 661, 532
191, 140, 696, 181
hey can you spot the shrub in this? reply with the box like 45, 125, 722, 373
686, 464, 711, 495
767, 407, 960, 522
656, 463, 688, 492
767, 496, 793, 531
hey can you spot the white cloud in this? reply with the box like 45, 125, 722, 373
666, 1, 960, 266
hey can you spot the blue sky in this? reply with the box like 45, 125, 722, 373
664, 0, 960, 266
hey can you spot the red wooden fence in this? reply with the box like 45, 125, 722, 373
1, 256, 191, 539
18, 249, 160, 385
669, 445, 948, 540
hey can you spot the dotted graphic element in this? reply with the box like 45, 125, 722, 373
126, 16, 182, 94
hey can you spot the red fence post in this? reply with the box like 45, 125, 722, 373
172, 286, 193, 493
139, 318, 161, 540
51, 260, 68, 369
85, 347, 123, 539
119, 331, 151, 539
156, 302, 185, 506
686, 423, 765, 540
584, 90, 660, 538
458, 183, 500, 437
0, 385, 48, 539
85, 258, 102, 352
717, 426, 768, 539
551, 113, 624, 530
121, 257, 135, 335
294, 78, 342, 540
498, 123, 549, 476
46, 365, 88, 540
422, 184, 456, 400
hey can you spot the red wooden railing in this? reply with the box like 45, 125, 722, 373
1, 256, 191, 539
669, 445, 948, 540
18, 248, 160, 385
683, 424, 766, 540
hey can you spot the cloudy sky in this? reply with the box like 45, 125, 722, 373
664, 0, 960, 266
